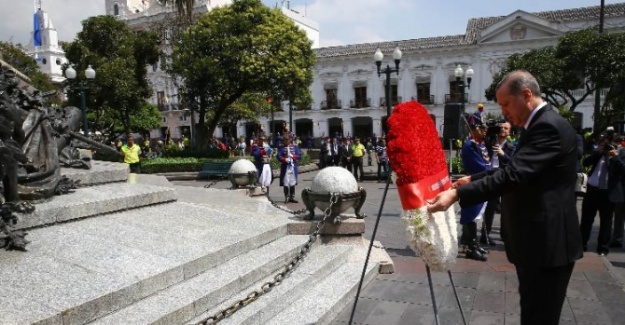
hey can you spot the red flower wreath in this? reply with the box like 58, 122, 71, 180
387, 101, 451, 209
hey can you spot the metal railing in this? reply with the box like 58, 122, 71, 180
412, 95, 435, 105
349, 98, 371, 108
320, 99, 342, 110
445, 93, 468, 104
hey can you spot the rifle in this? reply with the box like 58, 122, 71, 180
69, 131, 122, 157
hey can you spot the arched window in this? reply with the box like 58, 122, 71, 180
113, 4, 119, 16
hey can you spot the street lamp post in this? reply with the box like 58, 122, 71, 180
453, 64, 474, 113
65, 64, 96, 136
374, 47, 402, 134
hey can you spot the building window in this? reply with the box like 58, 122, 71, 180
324, 88, 338, 110
352, 86, 368, 108
447, 81, 466, 103
41, 58, 47, 65
113, 4, 119, 16
163, 117, 166, 123
55, 58, 61, 65
157, 91, 165, 111
416, 82, 432, 104
390, 84, 399, 105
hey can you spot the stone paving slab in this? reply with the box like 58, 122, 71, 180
15, 182, 177, 229
61, 160, 128, 186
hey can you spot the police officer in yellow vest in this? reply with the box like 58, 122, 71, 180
121, 136, 141, 173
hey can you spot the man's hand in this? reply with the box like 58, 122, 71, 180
452, 175, 471, 188
427, 189, 459, 213
492, 145, 504, 156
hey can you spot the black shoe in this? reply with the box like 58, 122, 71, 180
598, 250, 609, 256
609, 241, 622, 248
583, 245, 588, 252
465, 246, 487, 261
480, 236, 496, 246
284, 197, 288, 204
289, 198, 298, 203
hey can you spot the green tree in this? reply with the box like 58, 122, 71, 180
0, 41, 55, 93
170, 0, 315, 147
63, 15, 161, 138
485, 29, 625, 131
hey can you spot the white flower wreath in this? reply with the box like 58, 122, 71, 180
403, 207, 458, 272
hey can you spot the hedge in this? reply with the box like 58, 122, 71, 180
140, 154, 312, 174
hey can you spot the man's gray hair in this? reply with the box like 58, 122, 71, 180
496, 70, 541, 97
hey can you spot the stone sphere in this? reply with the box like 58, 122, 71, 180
311, 167, 359, 194
229, 159, 256, 174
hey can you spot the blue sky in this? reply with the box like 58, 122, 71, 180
0, 0, 621, 48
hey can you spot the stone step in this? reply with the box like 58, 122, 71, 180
265, 260, 379, 325
195, 244, 353, 325
0, 202, 291, 325
15, 182, 177, 229
89, 235, 311, 325
61, 161, 129, 186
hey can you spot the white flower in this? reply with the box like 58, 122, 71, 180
403, 207, 458, 272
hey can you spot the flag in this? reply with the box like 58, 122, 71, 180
33, 7, 41, 46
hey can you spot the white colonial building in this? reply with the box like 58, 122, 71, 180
103, 1, 625, 142
262, 2, 625, 143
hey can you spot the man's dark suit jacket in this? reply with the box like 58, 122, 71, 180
583, 150, 625, 203
457, 105, 583, 269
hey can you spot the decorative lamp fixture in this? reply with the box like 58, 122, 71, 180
301, 167, 367, 224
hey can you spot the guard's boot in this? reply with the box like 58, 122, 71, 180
460, 224, 470, 252
465, 222, 487, 261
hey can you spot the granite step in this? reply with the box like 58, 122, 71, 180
265, 260, 379, 325
89, 235, 311, 325
190, 244, 353, 325
15, 181, 177, 229
61, 161, 129, 186
0, 202, 292, 325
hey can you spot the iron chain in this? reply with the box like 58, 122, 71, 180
194, 193, 339, 325
266, 196, 309, 216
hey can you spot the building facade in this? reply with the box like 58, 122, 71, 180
263, 3, 625, 142
106, 2, 625, 142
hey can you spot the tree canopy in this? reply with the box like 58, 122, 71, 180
0, 41, 55, 93
485, 29, 625, 131
63, 15, 162, 138
169, 0, 316, 146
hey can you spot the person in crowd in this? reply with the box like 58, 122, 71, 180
611, 134, 625, 249
275, 132, 283, 148
278, 137, 300, 203
351, 137, 366, 181
580, 131, 625, 256
237, 137, 247, 156
121, 136, 141, 173
481, 120, 515, 246
252, 136, 273, 192
459, 117, 491, 261
475, 102, 486, 122
365, 137, 373, 166
305, 133, 313, 153
428, 70, 583, 325
339, 137, 352, 172
322, 136, 337, 168
375, 139, 389, 182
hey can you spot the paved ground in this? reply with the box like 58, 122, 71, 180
172, 163, 625, 325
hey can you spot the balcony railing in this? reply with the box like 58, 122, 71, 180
412, 95, 435, 105
320, 99, 342, 110
379, 96, 403, 107
445, 93, 468, 104
350, 98, 371, 108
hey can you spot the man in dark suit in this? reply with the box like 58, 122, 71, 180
339, 137, 353, 172
481, 120, 515, 246
580, 132, 625, 255
428, 70, 583, 325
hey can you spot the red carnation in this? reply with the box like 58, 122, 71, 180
387, 101, 450, 209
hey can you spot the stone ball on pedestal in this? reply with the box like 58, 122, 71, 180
309, 167, 359, 214
228, 159, 257, 187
